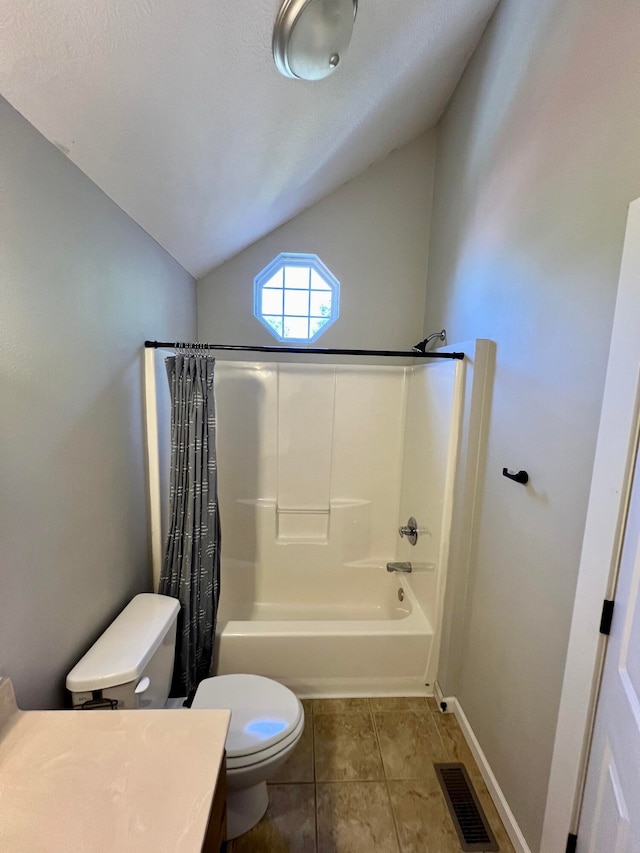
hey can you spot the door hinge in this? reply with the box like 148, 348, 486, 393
600, 599, 615, 635
566, 832, 577, 852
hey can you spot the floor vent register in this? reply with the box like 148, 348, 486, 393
434, 762, 499, 852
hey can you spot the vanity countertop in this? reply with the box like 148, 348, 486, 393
0, 678, 230, 852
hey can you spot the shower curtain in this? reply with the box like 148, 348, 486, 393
159, 353, 221, 698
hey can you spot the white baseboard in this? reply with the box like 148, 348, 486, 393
447, 697, 532, 853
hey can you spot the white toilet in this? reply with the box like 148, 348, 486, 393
66, 593, 304, 840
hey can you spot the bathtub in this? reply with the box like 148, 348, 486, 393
214, 561, 434, 697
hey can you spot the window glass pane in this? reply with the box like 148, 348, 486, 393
284, 265, 310, 289
309, 317, 329, 337
284, 289, 310, 316
310, 291, 332, 317
263, 270, 283, 289
262, 289, 283, 315
263, 316, 283, 336
255, 253, 338, 342
283, 317, 309, 339
310, 269, 331, 291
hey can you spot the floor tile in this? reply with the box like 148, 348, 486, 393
313, 698, 370, 714
387, 776, 461, 853
426, 697, 440, 714
369, 697, 429, 712
374, 711, 448, 780
431, 711, 482, 778
270, 703, 314, 783
317, 782, 400, 853
315, 713, 384, 781
231, 696, 515, 853
232, 783, 317, 853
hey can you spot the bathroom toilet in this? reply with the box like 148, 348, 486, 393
66, 593, 304, 840
192, 673, 304, 838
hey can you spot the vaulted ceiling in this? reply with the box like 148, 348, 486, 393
1, 0, 498, 278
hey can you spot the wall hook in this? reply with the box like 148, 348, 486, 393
502, 468, 529, 485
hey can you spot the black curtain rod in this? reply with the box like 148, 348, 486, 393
144, 341, 464, 360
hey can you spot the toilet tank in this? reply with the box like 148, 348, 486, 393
66, 593, 180, 710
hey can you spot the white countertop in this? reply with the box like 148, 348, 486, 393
0, 678, 230, 852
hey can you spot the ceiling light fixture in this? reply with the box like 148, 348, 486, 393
273, 0, 358, 81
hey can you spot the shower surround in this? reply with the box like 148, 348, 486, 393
209, 358, 464, 696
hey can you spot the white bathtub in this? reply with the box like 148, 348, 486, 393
214, 561, 434, 697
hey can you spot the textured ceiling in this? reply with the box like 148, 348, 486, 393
1, 0, 498, 277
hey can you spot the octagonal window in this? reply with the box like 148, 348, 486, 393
254, 253, 340, 343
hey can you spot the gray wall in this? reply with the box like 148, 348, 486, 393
197, 133, 437, 351
426, 0, 640, 847
0, 99, 196, 710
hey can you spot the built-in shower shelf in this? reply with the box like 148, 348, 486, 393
344, 560, 436, 572
408, 561, 436, 572
276, 507, 331, 513
277, 507, 330, 542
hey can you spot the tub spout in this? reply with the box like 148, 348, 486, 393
386, 562, 412, 573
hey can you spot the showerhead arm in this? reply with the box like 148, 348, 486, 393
412, 329, 446, 353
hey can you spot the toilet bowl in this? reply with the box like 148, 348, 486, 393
192, 673, 304, 839
66, 594, 304, 841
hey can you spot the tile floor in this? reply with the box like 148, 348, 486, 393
226, 697, 515, 853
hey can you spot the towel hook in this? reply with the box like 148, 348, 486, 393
502, 468, 529, 485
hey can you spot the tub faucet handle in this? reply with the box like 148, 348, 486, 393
398, 516, 418, 546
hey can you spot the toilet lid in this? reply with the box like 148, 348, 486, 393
192, 674, 302, 758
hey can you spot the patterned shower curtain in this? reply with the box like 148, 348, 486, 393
159, 353, 221, 698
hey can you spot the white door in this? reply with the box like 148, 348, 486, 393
578, 428, 640, 851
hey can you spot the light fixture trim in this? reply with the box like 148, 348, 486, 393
273, 0, 358, 81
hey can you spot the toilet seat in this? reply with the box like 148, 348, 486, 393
225, 713, 305, 770
192, 674, 303, 767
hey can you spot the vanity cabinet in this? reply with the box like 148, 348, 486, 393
202, 754, 227, 851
